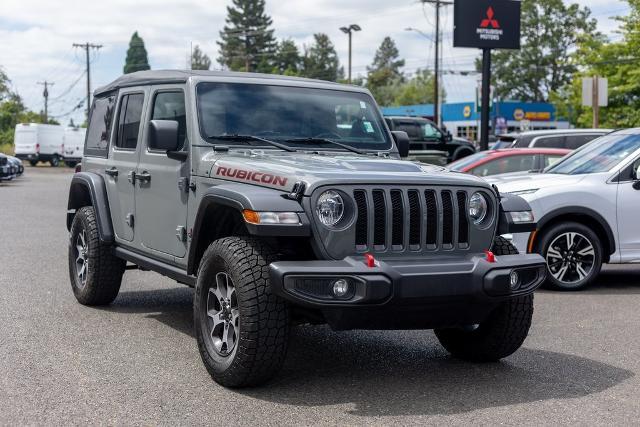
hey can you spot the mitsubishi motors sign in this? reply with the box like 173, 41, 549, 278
454, 0, 521, 49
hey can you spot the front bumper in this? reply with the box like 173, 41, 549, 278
270, 253, 546, 330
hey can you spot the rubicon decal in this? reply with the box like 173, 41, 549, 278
215, 166, 288, 187
477, 7, 503, 41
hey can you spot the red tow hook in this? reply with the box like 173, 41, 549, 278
485, 250, 496, 263
364, 253, 376, 268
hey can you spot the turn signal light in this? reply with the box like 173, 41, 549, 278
242, 209, 300, 225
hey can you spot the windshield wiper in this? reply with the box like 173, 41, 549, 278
207, 134, 296, 152
283, 137, 366, 155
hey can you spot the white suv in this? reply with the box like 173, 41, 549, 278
490, 130, 640, 290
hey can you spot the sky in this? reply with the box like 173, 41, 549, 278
0, 0, 632, 126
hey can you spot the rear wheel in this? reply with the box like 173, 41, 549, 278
538, 221, 602, 291
66, 161, 77, 168
29, 160, 38, 167
194, 236, 289, 387
68, 206, 125, 305
50, 155, 60, 167
435, 236, 533, 361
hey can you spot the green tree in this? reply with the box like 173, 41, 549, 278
480, 0, 598, 102
0, 68, 10, 100
302, 33, 341, 81
191, 45, 212, 70
366, 37, 405, 105
217, 0, 276, 72
392, 69, 443, 106
273, 39, 302, 75
123, 32, 151, 74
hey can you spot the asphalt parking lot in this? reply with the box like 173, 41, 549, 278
1, 167, 640, 425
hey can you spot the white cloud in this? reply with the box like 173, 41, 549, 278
0, 0, 630, 124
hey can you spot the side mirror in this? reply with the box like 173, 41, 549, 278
445, 130, 453, 142
149, 120, 180, 152
391, 131, 410, 158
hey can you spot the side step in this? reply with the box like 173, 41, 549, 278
114, 247, 196, 287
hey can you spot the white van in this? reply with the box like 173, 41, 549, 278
63, 127, 86, 167
14, 123, 65, 166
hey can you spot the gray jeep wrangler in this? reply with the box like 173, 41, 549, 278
67, 70, 545, 387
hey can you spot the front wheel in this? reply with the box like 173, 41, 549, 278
194, 236, 289, 387
29, 160, 38, 167
538, 222, 602, 291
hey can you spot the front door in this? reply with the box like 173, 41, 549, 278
104, 90, 146, 242
616, 157, 640, 261
135, 87, 189, 258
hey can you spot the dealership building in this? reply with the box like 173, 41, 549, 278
382, 101, 570, 141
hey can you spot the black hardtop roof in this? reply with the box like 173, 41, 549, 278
94, 69, 352, 97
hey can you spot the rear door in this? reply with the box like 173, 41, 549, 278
616, 157, 640, 261
135, 86, 189, 258
104, 90, 146, 243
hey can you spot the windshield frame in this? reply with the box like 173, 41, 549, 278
194, 80, 393, 152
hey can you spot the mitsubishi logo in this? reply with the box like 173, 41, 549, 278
480, 7, 500, 29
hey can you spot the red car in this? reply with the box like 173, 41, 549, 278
447, 148, 571, 177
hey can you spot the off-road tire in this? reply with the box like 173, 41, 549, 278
491, 235, 518, 255
50, 155, 60, 167
29, 160, 38, 167
538, 221, 603, 291
194, 236, 289, 387
68, 206, 125, 305
434, 236, 532, 361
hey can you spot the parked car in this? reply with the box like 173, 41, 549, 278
63, 127, 86, 167
448, 148, 570, 177
6, 155, 24, 176
67, 70, 544, 387
491, 129, 611, 150
0, 153, 17, 181
384, 116, 476, 164
490, 129, 640, 290
14, 123, 65, 166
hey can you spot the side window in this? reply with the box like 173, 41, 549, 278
420, 122, 442, 140
544, 154, 565, 167
151, 91, 187, 150
534, 136, 566, 148
115, 93, 144, 150
396, 122, 421, 140
471, 155, 537, 177
85, 95, 116, 157
565, 134, 598, 150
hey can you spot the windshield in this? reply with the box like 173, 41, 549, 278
448, 152, 488, 171
196, 82, 391, 151
546, 133, 640, 175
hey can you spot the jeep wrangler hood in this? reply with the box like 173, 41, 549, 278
204, 150, 491, 193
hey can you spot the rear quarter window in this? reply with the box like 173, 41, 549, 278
85, 95, 116, 157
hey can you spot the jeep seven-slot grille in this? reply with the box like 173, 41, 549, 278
353, 188, 471, 252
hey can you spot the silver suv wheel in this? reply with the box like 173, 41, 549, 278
546, 232, 595, 284
206, 272, 239, 356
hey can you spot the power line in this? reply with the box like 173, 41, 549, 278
73, 42, 102, 121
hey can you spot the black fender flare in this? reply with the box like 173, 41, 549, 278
186, 184, 310, 275
67, 172, 114, 243
536, 206, 616, 255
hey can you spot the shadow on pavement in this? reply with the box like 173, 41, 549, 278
106, 288, 633, 417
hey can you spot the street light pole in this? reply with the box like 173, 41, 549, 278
340, 24, 361, 83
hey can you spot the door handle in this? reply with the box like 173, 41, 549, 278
105, 167, 118, 177
136, 171, 151, 183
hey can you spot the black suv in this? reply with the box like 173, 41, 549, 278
385, 116, 476, 163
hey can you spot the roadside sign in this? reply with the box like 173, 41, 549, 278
454, 0, 521, 49
582, 77, 608, 107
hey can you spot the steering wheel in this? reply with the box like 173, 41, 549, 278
314, 132, 342, 139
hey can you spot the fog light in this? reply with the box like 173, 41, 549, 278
332, 279, 349, 297
509, 271, 520, 290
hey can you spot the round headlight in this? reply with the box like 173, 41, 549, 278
316, 190, 344, 227
469, 192, 488, 224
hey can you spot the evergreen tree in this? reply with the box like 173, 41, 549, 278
302, 33, 341, 81
191, 45, 212, 70
123, 32, 151, 74
217, 0, 277, 72
366, 37, 405, 105
273, 39, 302, 75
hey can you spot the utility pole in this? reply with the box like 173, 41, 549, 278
37, 80, 54, 123
340, 24, 362, 83
73, 42, 102, 120
419, 1, 452, 127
